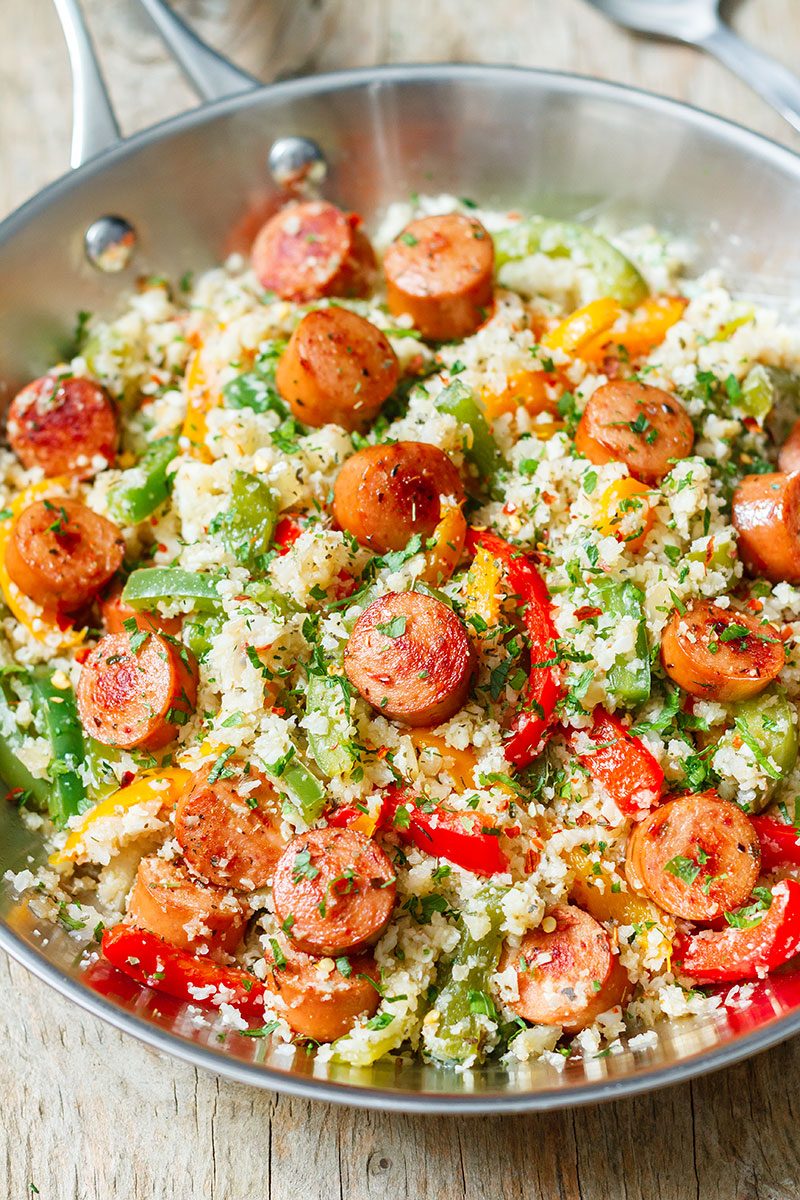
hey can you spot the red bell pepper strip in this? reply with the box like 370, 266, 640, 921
466, 529, 561, 769
101, 925, 266, 1018
380, 786, 509, 876
676, 879, 800, 982
751, 815, 800, 872
273, 515, 304, 554
711, 968, 800, 1036
566, 708, 664, 818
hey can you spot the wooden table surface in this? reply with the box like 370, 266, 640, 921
2, 2, 800, 1197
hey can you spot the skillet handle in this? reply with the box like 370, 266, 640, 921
52, 0, 260, 170
133, 0, 260, 103
52, 0, 121, 168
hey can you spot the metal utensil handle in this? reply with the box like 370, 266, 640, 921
52, 0, 259, 170
701, 23, 800, 136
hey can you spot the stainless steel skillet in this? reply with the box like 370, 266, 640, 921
1, 0, 800, 1113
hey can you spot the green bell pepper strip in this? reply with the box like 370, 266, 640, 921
424, 885, 508, 1066
435, 381, 504, 481
108, 432, 180, 525
493, 217, 648, 309
212, 470, 279, 569
183, 614, 225, 660
305, 674, 356, 778
31, 670, 87, 826
715, 688, 798, 814
742, 364, 800, 441
0, 680, 50, 810
588, 578, 650, 705
122, 567, 225, 613
266, 746, 326, 825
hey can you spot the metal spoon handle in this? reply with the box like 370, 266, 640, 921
700, 23, 800, 135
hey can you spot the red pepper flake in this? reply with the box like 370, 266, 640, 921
157, 544, 168, 554
120, 771, 136, 789
503, 502, 518, 516
574, 605, 602, 622
75, 647, 92, 664
704, 537, 716, 566
271, 706, 286, 716
541, 491, 556, 505
747, 597, 764, 613
505, 824, 521, 839
524, 847, 540, 873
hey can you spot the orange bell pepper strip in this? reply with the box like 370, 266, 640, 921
410, 729, 477, 791
595, 477, 654, 553
482, 370, 556, 422
51, 767, 192, 865
542, 298, 623, 358
181, 349, 215, 462
0, 477, 86, 648
582, 294, 688, 363
566, 845, 674, 935
420, 503, 467, 585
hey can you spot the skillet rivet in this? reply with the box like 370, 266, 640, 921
268, 137, 328, 192
84, 216, 137, 272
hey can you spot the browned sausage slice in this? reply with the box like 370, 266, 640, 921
500, 906, 630, 1033
77, 631, 198, 750
778, 420, 800, 474
272, 827, 396, 956
275, 307, 399, 431
333, 441, 465, 554
174, 763, 287, 891
660, 599, 784, 702
263, 936, 380, 1042
344, 591, 474, 725
126, 856, 246, 956
383, 213, 495, 341
625, 791, 760, 921
7, 374, 118, 478
251, 201, 376, 301
5, 499, 124, 612
732, 472, 800, 584
575, 380, 694, 483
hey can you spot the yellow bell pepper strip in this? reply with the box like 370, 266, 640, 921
0, 477, 85, 648
542, 297, 623, 358
595, 476, 654, 553
463, 543, 503, 632
409, 729, 477, 791
581, 294, 688, 363
566, 845, 675, 936
481, 369, 555, 422
420, 503, 467, 585
181, 349, 215, 462
494, 217, 648, 309
51, 767, 191, 864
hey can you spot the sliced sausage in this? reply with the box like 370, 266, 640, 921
500, 905, 629, 1033
574, 380, 694, 483
126, 856, 246, 956
660, 599, 784, 702
174, 763, 287, 891
732, 472, 800, 584
383, 212, 495, 341
7, 374, 118, 478
275, 307, 399, 431
5, 499, 124, 612
251, 201, 376, 301
272, 827, 396, 956
778, 419, 800, 475
626, 791, 760, 921
101, 580, 183, 637
333, 441, 465, 554
77, 631, 198, 750
344, 591, 475, 726
263, 936, 380, 1042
